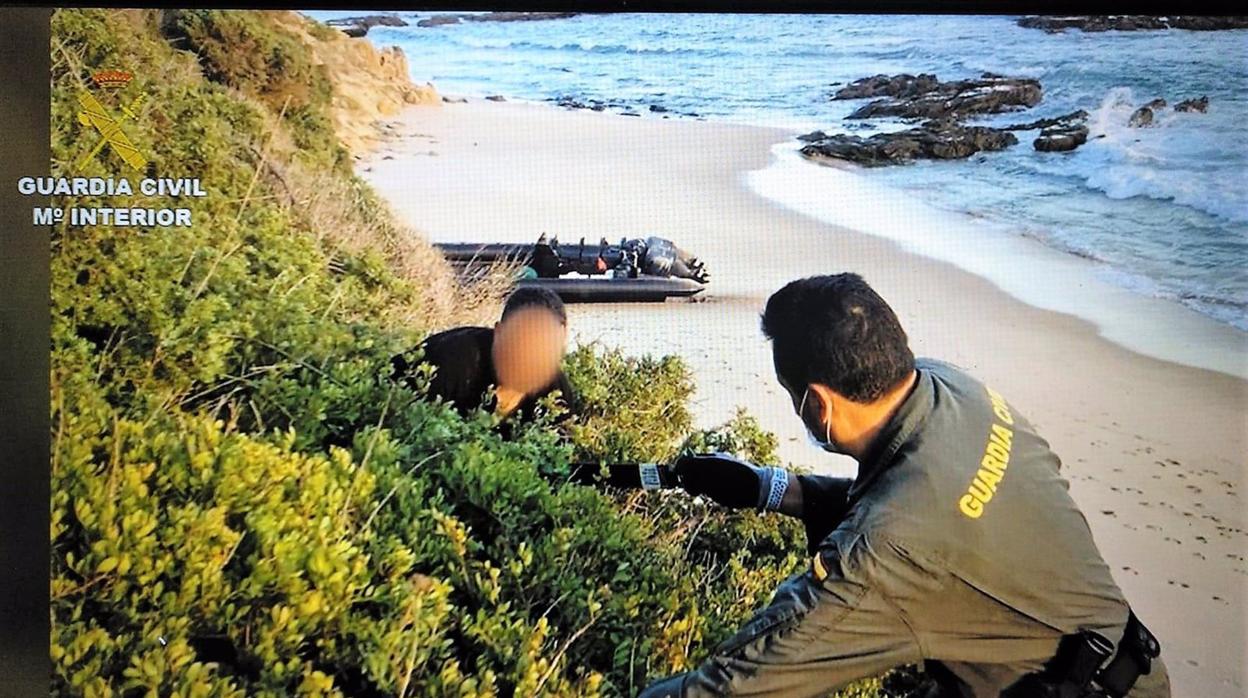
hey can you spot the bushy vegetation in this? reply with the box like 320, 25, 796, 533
49, 9, 918, 696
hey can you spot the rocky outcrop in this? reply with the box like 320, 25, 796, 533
1018, 16, 1248, 32
325, 14, 407, 37
799, 121, 1018, 166
417, 12, 579, 28
1175, 96, 1209, 113
808, 72, 1070, 164
836, 73, 1042, 121
276, 13, 440, 155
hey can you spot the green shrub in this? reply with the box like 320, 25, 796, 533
160, 9, 346, 170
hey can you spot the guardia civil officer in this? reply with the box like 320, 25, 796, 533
641, 273, 1169, 698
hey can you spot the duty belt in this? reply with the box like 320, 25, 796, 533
1002, 611, 1161, 698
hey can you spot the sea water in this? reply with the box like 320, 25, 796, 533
308, 12, 1248, 345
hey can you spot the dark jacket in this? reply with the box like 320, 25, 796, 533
392, 326, 578, 423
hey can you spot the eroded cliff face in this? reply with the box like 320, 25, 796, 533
272, 11, 439, 155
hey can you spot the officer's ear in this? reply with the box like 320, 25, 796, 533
806, 383, 839, 427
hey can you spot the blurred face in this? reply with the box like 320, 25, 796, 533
492, 307, 567, 396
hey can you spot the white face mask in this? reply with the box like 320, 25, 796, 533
799, 387, 841, 454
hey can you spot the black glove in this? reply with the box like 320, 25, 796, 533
674, 453, 765, 510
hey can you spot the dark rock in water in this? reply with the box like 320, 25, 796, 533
442, 96, 468, 104
485, 95, 506, 102
1004, 109, 1089, 131
1144, 98, 1167, 110
1175, 96, 1209, 113
417, 15, 462, 27
842, 73, 1042, 121
649, 104, 669, 113
420, 11, 579, 27
553, 96, 603, 111
1128, 106, 1155, 127
799, 121, 1018, 166
1034, 124, 1090, 152
327, 15, 408, 28
468, 12, 580, 23
833, 73, 942, 100
796, 130, 829, 143
621, 112, 641, 117
327, 14, 407, 36
1019, 16, 1248, 32
1002, 109, 1092, 152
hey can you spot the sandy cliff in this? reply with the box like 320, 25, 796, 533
273, 11, 439, 155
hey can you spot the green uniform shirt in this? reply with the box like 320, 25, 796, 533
666, 359, 1168, 697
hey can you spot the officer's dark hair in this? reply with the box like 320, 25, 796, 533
761, 273, 914, 403
502, 286, 567, 326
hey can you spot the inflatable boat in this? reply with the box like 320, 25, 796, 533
435, 235, 709, 303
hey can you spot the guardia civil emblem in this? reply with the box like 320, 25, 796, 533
76, 69, 147, 172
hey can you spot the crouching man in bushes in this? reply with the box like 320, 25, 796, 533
642, 274, 1169, 698
391, 286, 579, 425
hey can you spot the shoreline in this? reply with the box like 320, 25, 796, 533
360, 99, 1247, 697
748, 142, 1248, 381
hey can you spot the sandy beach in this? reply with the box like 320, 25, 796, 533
361, 100, 1247, 697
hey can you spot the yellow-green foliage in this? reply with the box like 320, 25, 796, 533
161, 10, 345, 169
49, 8, 915, 697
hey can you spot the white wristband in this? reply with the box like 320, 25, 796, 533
639, 463, 662, 490
762, 466, 789, 512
